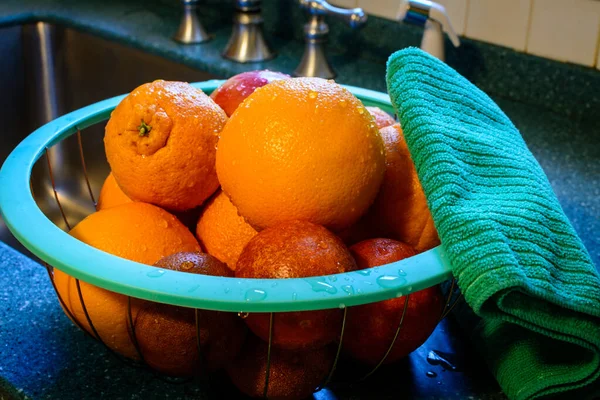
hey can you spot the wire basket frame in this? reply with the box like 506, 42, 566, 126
1, 81, 463, 397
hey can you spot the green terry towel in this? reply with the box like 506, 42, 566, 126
385, 48, 600, 400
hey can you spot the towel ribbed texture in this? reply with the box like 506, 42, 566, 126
385, 48, 600, 400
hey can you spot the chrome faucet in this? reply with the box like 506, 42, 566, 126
398, 0, 460, 61
294, 0, 367, 79
222, 0, 275, 63
173, 0, 212, 44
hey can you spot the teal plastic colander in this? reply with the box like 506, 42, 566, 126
0, 80, 453, 314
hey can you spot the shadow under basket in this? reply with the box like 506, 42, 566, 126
0, 80, 462, 397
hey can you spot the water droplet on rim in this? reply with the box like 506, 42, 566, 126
342, 285, 355, 295
244, 288, 267, 302
376, 275, 407, 289
305, 277, 337, 294
398, 269, 407, 276
147, 269, 166, 278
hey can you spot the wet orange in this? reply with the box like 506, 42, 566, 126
96, 172, 133, 211
342, 123, 440, 252
104, 80, 227, 212
236, 220, 357, 350
216, 77, 386, 232
195, 190, 257, 271
53, 202, 201, 359
366, 106, 396, 129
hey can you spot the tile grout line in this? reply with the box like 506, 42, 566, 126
524, 0, 535, 54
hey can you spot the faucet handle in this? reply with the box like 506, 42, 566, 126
299, 0, 368, 29
399, 0, 460, 47
173, 0, 212, 44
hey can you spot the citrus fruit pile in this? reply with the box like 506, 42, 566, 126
55, 70, 443, 399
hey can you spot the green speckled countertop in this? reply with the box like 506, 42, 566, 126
0, 1, 598, 399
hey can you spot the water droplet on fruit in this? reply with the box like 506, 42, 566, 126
147, 269, 165, 278
376, 275, 407, 289
305, 277, 337, 294
398, 269, 407, 276
308, 90, 318, 99
357, 107, 364, 114
339, 99, 347, 107
244, 288, 267, 302
356, 269, 371, 276
342, 285, 354, 295
317, 242, 328, 249
158, 219, 169, 228
238, 312, 249, 319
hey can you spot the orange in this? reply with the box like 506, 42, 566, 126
342, 123, 440, 252
216, 77, 386, 232
96, 172, 133, 211
53, 202, 201, 359
195, 190, 257, 271
104, 80, 227, 212
344, 238, 444, 365
366, 106, 396, 129
236, 220, 357, 350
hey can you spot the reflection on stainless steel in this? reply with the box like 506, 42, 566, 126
294, 0, 367, 79
222, 0, 275, 63
0, 24, 218, 257
173, 0, 212, 44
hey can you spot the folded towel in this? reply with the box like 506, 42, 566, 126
385, 48, 600, 400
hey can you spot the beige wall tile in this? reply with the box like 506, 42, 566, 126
526, 0, 600, 67
329, 0, 359, 8
436, 0, 468, 36
357, 0, 403, 20
465, 0, 532, 51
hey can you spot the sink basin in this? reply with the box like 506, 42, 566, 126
0, 23, 218, 256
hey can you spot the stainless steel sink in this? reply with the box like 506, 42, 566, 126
0, 23, 219, 257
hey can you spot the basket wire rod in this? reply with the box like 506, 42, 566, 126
45, 147, 71, 231
43, 262, 93, 339
127, 296, 147, 365
263, 312, 274, 399
316, 306, 348, 391
74, 278, 122, 359
359, 293, 411, 382
76, 128, 97, 207
194, 308, 207, 376
439, 277, 459, 322
441, 293, 463, 320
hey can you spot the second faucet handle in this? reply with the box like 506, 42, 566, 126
294, 0, 367, 79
